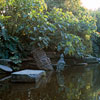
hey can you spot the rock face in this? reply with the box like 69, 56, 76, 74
11, 69, 46, 83
0, 65, 13, 73
32, 48, 53, 71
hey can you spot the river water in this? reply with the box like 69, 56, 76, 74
0, 64, 100, 100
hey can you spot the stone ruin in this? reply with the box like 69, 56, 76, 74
32, 48, 54, 71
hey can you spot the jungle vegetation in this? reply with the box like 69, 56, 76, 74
0, 0, 99, 65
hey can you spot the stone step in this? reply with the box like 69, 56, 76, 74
11, 69, 46, 83
0, 76, 11, 82
0, 65, 13, 73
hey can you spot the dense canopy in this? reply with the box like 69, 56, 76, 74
0, 0, 99, 65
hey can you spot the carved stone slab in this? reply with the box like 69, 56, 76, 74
11, 69, 46, 83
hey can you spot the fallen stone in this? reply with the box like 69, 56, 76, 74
11, 71, 53, 91
0, 76, 11, 82
11, 69, 46, 83
0, 65, 13, 73
83, 56, 99, 64
32, 48, 54, 71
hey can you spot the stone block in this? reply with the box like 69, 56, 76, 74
11, 69, 46, 83
0, 65, 13, 73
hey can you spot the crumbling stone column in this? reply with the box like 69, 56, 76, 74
32, 48, 54, 71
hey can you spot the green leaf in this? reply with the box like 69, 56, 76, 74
30, 37, 36, 41
48, 26, 54, 32
57, 45, 62, 51
64, 47, 69, 55
34, 27, 37, 31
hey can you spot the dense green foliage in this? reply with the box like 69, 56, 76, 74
90, 9, 100, 32
95, 10, 100, 33
91, 32, 100, 57
45, 0, 81, 13
47, 8, 96, 55
0, 22, 22, 64
0, 0, 55, 48
47, 8, 85, 56
0, 0, 98, 64
90, 9, 100, 57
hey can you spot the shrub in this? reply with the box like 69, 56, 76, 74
0, 0, 97, 58
0, 22, 22, 64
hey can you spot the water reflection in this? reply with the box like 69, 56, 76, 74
56, 67, 94, 100
1, 64, 100, 100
